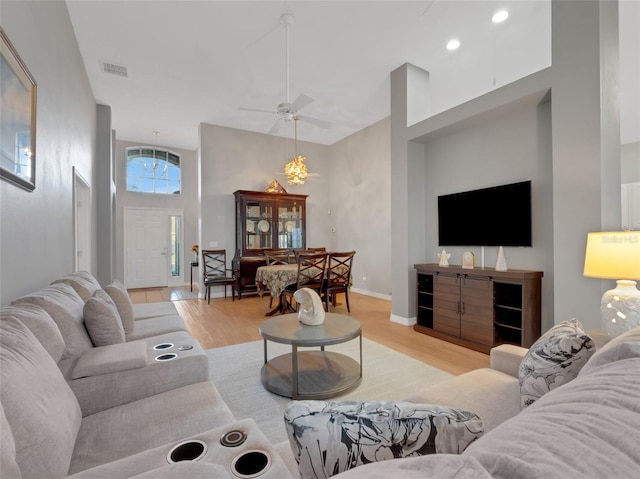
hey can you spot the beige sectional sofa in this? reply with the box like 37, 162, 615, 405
4, 270, 640, 479
0, 272, 294, 479
324, 326, 640, 478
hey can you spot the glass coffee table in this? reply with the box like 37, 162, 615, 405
259, 313, 362, 399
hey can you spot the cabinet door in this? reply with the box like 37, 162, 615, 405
244, 199, 274, 252
433, 274, 460, 336
460, 277, 494, 345
276, 198, 305, 249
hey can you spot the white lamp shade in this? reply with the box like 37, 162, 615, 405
583, 231, 640, 280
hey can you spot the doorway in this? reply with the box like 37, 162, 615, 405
73, 167, 92, 272
124, 207, 184, 288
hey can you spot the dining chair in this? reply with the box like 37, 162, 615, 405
264, 249, 293, 265
202, 249, 236, 304
280, 251, 328, 314
294, 247, 326, 255
324, 251, 356, 312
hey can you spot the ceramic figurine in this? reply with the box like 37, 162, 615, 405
295, 288, 325, 326
438, 249, 451, 267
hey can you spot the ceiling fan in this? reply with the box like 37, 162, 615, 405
239, 14, 332, 135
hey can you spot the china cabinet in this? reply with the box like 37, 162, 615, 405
233, 190, 307, 297
414, 264, 543, 353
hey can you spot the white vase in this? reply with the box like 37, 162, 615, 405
496, 246, 507, 271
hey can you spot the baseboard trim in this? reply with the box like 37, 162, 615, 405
350, 288, 392, 301
390, 314, 417, 326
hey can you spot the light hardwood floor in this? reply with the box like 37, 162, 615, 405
129, 286, 490, 376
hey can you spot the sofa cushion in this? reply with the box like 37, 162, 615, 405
131, 301, 180, 320
464, 356, 640, 478
0, 316, 82, 479
0, 303, 66, 362
104, 279, 135, 334
52, 271, 102, 301
0, 403, 22, 479
579, 326, 640, 375
518, 318, 595, 408
284, 400, 483, 479
11, 282, 93, 357
125, 315, 187, 341
329, 454, 492, 479
69, 382, 235, 474
84, 290, 126, 346
71, 340, 147, 379
404, 368, 520, 433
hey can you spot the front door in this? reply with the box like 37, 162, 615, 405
125, 208, 169, 288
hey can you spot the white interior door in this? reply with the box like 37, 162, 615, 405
73, 167, 92, 272
125, 208, 169, 288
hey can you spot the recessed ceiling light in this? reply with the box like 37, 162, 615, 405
446, 39, 460, 51
492, 10, 509, 23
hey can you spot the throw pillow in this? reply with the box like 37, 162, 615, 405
83, 290, 125, 346
284, 400, 483, 479
519, 318, 595, 409
104, 279, 135, 334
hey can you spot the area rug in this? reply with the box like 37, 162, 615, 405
208, 338, 452, 444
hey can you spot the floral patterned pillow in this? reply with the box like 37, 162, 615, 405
284, 400, 483, 479
519, 318, 595, 409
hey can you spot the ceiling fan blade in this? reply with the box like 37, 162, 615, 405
290, 93, 314, 112
297, 114, 332, 129
238, 106, 275, 114
268, 119, 282, 135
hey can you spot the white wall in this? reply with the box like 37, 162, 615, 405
0, 0, 96, 305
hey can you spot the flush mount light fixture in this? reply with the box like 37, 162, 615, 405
446, 39, 460, 51
492, 10, 509, 23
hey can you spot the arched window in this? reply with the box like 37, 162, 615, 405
126, 147, 181, 194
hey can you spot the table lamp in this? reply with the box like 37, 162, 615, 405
583, 231, 640, 338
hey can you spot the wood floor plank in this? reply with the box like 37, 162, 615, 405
131, 286, 490, 376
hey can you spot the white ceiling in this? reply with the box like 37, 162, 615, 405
66, 0, 639, 150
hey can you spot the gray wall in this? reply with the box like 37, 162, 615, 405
197, 119, 391, 298
0, 0, 96, 305
325, 118, 392, 298
390, 0, 623, 332
622, 142, 640, 183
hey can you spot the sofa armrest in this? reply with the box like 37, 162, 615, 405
490, 344, 528, 378
71, 340, 147, 379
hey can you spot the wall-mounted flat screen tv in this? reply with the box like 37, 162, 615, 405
438, 180, 532, 247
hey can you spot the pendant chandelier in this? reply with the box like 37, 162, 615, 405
284, 118, 308, 185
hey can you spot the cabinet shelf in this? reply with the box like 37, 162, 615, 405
414, 264, 542, 353
494, 322, 522, 331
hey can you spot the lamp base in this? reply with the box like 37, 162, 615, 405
601, 280, 640, 338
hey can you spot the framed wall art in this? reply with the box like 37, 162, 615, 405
0, 27, 37, 191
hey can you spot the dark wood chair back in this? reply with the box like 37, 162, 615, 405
324, 251, 356, 312
264, 249, 293, 265
201, 249, 236, 303
294, 251, 328, 291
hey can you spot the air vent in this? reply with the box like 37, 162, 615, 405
102, 62, 128, 77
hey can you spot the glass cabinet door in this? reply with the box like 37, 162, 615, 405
245, 200, 274, 251
277, 199, 305, 249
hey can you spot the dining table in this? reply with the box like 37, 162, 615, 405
255, 264, 304, 316
255, 262, 350, 316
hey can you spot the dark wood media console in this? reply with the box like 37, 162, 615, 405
414, 264, 543, 354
